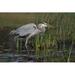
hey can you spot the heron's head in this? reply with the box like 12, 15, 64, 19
36, 22, 48, 32
37, 22, 48, 29
37, 22, 54, 32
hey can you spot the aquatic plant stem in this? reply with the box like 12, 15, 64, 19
67, 40, 73, 62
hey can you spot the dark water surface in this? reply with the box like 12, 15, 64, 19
0, 49, 75, 62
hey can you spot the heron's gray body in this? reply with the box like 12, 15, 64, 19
15, 23, 37, 36
9, 23, 48, 49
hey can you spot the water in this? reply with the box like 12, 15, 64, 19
0, 49, 75, 62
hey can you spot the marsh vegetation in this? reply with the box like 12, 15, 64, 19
0, 13, 75, 62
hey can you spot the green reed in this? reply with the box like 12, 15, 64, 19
0, 13, 75, 61
34, 13, 75, 61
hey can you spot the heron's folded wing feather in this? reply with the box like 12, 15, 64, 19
16, 23, 36, 36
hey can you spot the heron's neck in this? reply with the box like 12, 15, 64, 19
37, 27, 46, 32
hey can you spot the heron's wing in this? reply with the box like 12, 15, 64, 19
16, 23, 37, 36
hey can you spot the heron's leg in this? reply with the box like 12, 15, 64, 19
25, 31, 40, 49
25, 35, 31, 49
25, 38, 28, 49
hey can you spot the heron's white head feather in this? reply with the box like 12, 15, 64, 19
38, 22, 47, 28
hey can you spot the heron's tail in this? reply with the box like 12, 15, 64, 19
9, 30, 16, 35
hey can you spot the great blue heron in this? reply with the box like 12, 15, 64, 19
9, 22, 52, 49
